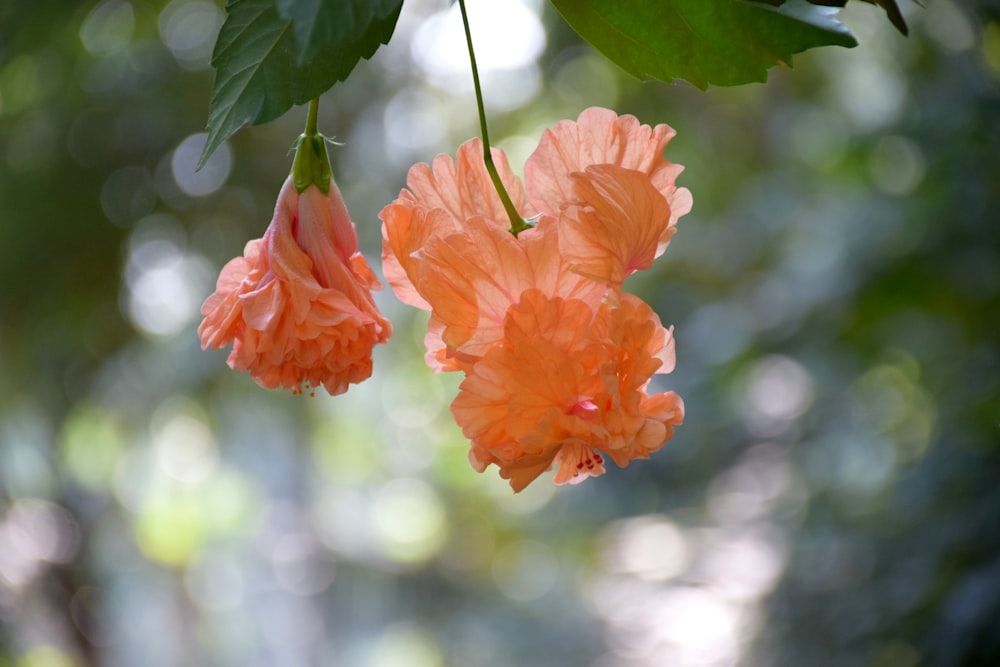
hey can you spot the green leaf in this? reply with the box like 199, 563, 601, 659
793, 0, 910, 36
548, 0, 858, 89
199, 0, 402, 169
276, 0, 405, 64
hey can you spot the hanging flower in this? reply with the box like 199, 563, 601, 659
199, 113, 391, 395
381, 107, 689, 489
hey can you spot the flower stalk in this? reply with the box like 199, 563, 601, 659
457, 0, 531, 236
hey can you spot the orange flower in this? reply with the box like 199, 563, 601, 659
381, 107, 689, 489
199, 175, 392, 395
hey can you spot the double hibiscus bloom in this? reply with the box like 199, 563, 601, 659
200, 107, 691, 491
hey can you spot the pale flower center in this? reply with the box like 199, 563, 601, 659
569, 397, 599, 419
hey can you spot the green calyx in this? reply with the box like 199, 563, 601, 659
291, 98, 335, 195
291, 132, 332, 195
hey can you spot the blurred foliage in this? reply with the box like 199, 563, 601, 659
1, 1, 999, 666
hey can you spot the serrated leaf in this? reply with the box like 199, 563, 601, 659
549, 0, 858, 90
276, 0, 404, 64
198, 0, 402, 169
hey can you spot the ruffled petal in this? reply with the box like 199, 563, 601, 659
409, 139, 530, 226
197, 242, 258, 350
451, 290, 595, 489
525, 107, 691, 242
451, 289, 682, 491
381, 139, 531, 313
603, 391, 684, 469
521, 218, 607, 310
559, 164, 673, 286
407, 218, 605, 362
296, 179, 359, 274
381, 194, 453, 311
416, 217, 531, 353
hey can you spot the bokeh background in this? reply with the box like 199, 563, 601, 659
1, 0, 998, 665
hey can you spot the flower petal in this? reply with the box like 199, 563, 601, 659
559, 164, 673, 285
381, 194, 453, 311
380, 139, 531, 312
451, 289, 682, 491
525, 106, 691, 243
296, 179, 359, 273
198, 243, 257, 350
416, 217, 531, 353
411, 139, 530, 225
413, 218, 605, 361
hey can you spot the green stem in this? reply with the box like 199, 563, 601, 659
305, 97, 319, 137
457, 0, 530, 236
292, 98, 332, 194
